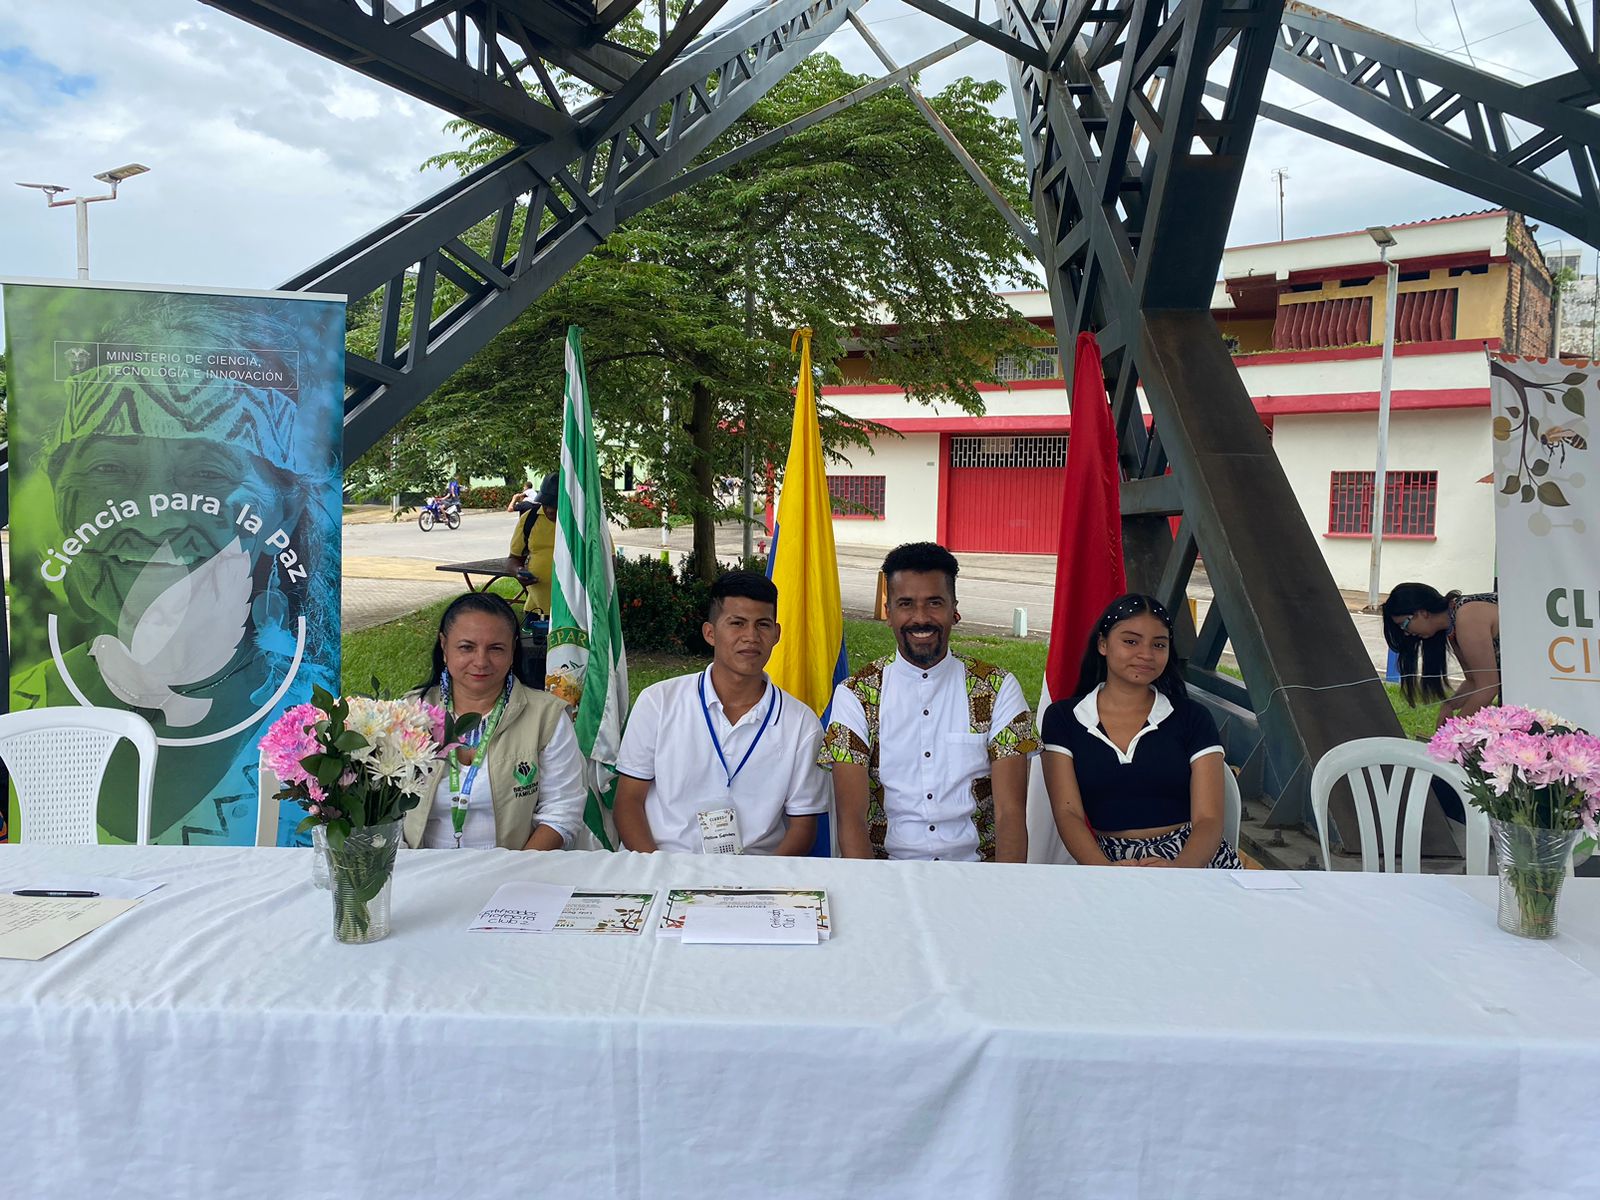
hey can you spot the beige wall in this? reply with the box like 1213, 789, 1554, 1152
1272, 408, 1497, 593
777, 431, 941, 549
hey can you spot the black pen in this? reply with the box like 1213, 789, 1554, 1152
11, 890, 100, 898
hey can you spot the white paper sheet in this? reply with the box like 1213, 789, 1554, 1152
1232, 872, 1304, 890
468, 882, 576, 932
680, 904, 820, 944
0, 895, 141, 960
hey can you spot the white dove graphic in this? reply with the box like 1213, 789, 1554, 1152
89, 537, 253, 728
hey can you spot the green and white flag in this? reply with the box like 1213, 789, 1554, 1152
546, 326, 629, 850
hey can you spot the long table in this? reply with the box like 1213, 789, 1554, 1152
3, 845, 1599, 1199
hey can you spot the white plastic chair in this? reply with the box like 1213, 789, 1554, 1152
1222, 765, 1242, 852
1310, 737, 1488, 874
0, 707, 158, 845
256, 754, 283, 847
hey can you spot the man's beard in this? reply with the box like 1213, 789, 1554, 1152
896, 625, 948, 668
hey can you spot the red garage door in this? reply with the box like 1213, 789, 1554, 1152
943, 435, 1068, 554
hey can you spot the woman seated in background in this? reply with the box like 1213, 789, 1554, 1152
1380, 582, 1500, 720
1040, 593, 1241, 868
404, 593, 586, 851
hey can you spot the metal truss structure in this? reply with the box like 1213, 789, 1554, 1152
1254, 1, 1600, 249
3, 0, 1596, 827
206, 0, 865, 461
995, 0, 1400, 827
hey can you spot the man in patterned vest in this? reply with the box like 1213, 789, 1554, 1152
819, 542, 1038, 862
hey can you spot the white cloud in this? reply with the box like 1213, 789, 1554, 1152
0, 0, 1586, 316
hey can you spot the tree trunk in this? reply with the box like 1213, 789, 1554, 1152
688, 377, 718, 581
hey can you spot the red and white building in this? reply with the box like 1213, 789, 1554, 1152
812, 210, 1556, 593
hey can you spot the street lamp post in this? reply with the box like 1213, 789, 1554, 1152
1366, 225, 1399, 613
15, 163, 150, 279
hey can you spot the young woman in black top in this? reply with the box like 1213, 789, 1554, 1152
1039, 594, 1241, 868
1379, 581, 1500, 720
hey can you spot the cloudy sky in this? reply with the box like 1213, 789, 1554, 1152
0, 0, 1590, 302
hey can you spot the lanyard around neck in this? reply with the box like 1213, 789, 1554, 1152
699, 670, 779, 789
447, 678, 511, 845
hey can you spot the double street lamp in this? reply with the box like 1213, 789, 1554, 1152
15, 163, 150, 280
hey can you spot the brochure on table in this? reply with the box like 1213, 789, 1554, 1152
657, 888, 831, 940
469, 883, 658, 935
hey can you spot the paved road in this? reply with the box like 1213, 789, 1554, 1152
341, 509, 1393, 674
343, 511, 1060, 636
0, 512, 1391, 669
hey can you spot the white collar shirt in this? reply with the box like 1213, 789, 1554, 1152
615, 667, 829, 855
1070, 684, 1174, 763
825, 652, 1034, 861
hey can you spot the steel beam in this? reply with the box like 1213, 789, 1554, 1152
1002, 0, 1403, 831
203, 0, 591, 144
1267, 0, 1600, 244
264, 0, 864, 461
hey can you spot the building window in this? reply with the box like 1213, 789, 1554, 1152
1327, 470, 1438, 536
828, 474, 886, 518
950, 435, 1069, 469
995, 351, 1062, 381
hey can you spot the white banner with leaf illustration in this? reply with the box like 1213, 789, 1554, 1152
1490, 353, 1598, 734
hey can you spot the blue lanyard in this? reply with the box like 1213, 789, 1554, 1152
699, 671, 780, 789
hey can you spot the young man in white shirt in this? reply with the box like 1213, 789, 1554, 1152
820, 542, 1038, 862
614, 571, 829, 855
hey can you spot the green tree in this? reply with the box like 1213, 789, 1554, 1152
368, 52, 1040, 574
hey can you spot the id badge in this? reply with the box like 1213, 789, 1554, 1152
696, 807, 743, 855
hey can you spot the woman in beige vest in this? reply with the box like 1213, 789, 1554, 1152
404, 593, 587, 850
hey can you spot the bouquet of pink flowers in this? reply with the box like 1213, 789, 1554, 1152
1427, 705, 1600, 833
1428, 704, 1600, 938
261, 686, 475, 842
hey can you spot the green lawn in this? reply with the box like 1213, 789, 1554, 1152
342, 602, 1436, 737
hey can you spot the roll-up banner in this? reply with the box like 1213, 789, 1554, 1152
1490, 353, 1598, 734
2, 280, 343, 845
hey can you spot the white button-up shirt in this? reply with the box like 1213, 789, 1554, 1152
824, 653, 1035, 861
616, 668, 830, 855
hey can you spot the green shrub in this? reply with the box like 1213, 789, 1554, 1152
614, 554, 690, 653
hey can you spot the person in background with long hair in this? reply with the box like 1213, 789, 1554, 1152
403, 593, 586, 851
1380, 582, 1500, 721
1039, 593, 1241, 868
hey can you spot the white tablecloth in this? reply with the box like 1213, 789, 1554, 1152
2, 845, 1598, 1200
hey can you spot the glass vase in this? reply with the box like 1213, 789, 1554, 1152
327, 819, 401, 944
311, 824, 330, 890
1490, 818, 1576, 940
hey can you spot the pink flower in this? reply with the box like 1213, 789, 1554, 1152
1548, 733, 1600, 782
260, 703, 328, 802
1428, 716, 1487, 765
423, 702, 447, 746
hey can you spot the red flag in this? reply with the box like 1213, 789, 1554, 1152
1045, 331, 1126, 700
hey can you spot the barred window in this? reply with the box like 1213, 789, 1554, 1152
950, 436, 1068, 469
995, 351, 1062, 381
828, 474, 886, 518
1328, 470, 1438, 535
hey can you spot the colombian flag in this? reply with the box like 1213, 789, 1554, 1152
766, 328, 848, 854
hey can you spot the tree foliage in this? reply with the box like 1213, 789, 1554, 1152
350, 51, 1041, 572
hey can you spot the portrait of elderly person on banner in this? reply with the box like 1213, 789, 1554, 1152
4, 285, 343, 846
